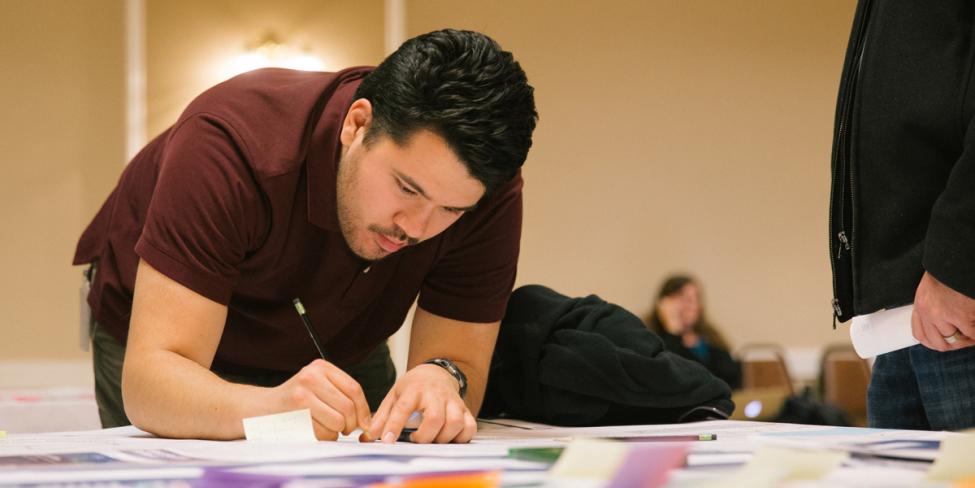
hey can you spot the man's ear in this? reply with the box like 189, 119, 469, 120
340, 99, 373, 147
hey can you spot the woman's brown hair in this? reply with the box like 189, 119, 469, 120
644, 274, 731, 351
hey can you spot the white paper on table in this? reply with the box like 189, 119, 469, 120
755, 425, 951, 463
242, 409, 317, 442
0, 418, 954, 487
0, 426, 206, 457
171, 436, 513, 464
477, 418, 559, 431
0, 467, 204, 486
234, 456, 548, 477
476, 419, 839, 448
822, 465, 928, 487
0, 420, 844, 460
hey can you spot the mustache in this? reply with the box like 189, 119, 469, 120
368, 224, 420, 247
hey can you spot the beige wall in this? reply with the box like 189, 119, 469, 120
3, 0, 858, 365
145, 0, 385, 139
0, 0, 125, 360
0, 0, 383, 363
407, 0, 857, 350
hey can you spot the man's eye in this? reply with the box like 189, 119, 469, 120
399, 183, 418, 196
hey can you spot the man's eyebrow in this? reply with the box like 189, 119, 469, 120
395, 170, 479, 212
396, 171, 429, 199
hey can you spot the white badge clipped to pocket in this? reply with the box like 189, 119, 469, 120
79, 270, 92, 352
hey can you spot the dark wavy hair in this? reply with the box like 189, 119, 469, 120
354, 29, 538, 195
644, 274, 731, 351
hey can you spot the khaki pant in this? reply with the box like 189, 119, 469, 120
91, 322, 396, 428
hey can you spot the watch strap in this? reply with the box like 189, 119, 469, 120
423, 358, 467, 399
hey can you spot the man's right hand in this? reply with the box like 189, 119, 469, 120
912, 271, 975, 352
271, 359, 373, 440
123, 259, 372, 441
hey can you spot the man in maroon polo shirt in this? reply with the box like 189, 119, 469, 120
72, 29, 537, 444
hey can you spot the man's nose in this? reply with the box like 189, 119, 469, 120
394, 203, 434, 241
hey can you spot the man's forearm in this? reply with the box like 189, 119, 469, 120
452, 358, 488, 416
122, 349, 272, 440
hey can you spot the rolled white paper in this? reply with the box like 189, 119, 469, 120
849, 304, 918, 359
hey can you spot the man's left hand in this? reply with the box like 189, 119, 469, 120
912, 271, 975, 351
363, 362, 476, 444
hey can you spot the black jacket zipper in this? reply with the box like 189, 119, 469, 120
829, 0, 873, 325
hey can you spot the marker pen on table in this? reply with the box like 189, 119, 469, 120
608, 433, 718, 442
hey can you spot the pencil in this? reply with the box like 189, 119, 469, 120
609, 433, 717, 442
294, 298, 376, 440
293, 298, 328, 361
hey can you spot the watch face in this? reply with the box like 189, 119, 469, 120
427, 358, 467, 398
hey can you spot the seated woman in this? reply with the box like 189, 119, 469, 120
645, 274, 742, 389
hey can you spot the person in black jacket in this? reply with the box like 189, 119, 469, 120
645, 274, 742, 390
830, 0, 975, 430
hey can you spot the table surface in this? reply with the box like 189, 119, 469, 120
0, 418, 962, 487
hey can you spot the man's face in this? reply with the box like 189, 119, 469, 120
336, 128, 485, 261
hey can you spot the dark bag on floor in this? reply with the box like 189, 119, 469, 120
481, 285, 735, 426
773, 387, 852, 426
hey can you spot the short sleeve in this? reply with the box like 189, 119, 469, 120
135, 114, 268, 305
418, 176, 523, 323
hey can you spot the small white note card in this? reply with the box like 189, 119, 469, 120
243, 408, 317, 442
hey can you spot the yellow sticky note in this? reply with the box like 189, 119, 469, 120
745, 446, 846, 480
0, 430, 6, 439
927, 434, 975, 482
549, 439, 629, 480
699, 446, 846, 488
701, 467, 786, 488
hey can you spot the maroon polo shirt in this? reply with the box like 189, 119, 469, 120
73, 67, 523, 374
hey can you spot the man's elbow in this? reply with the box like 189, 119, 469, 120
120, 354, 161, 435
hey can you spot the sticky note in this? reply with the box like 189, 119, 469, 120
549, 439, 629, 480
0, 430, 6, 439
927, 434, 975, 482
606, 443, 689, 488
697, 446, 846, 488
743, 446, 846, 480
742, 446, 849, 480
242, 409, 317, 442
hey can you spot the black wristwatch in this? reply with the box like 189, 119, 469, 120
424, 358, 468, 399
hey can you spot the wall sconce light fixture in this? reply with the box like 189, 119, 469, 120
224, 32, 325, 78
